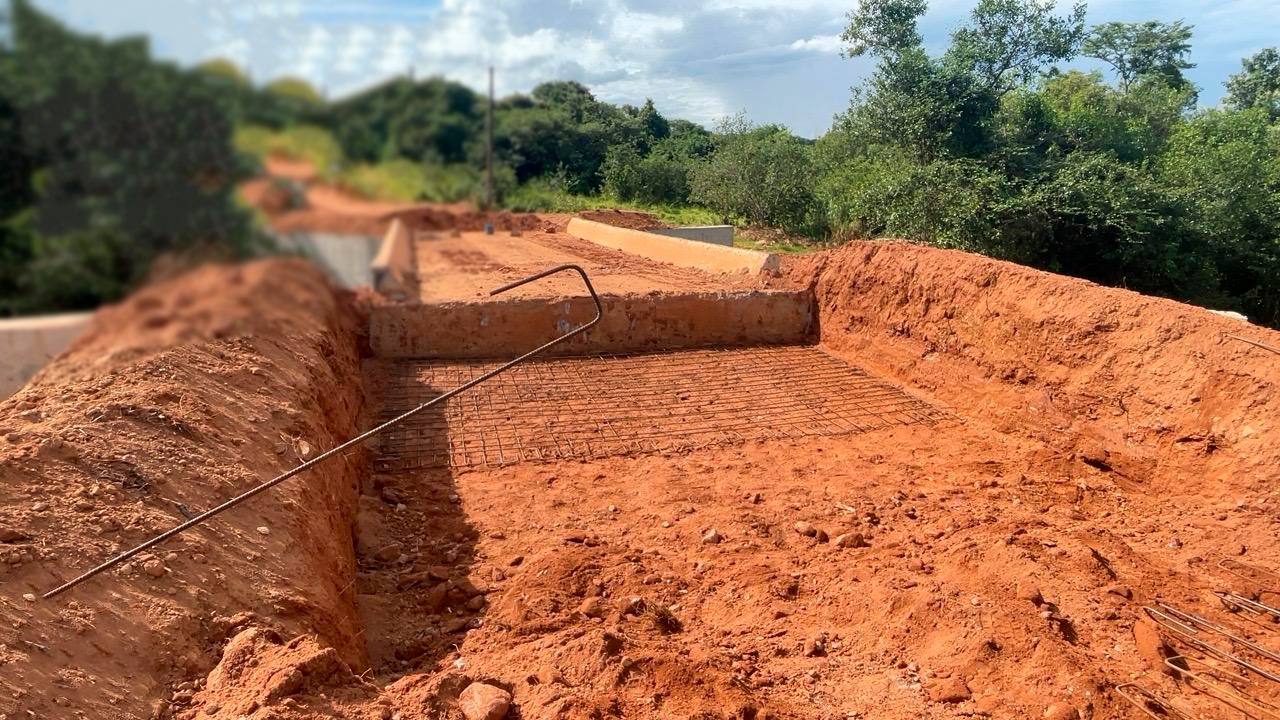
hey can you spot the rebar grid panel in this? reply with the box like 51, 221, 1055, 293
373, 345, 946, 471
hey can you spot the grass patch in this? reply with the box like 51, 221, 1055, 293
734, 227, 826, 254
645, 603, 683, 634
234, 124, 344, 179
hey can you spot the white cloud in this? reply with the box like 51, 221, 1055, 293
790, 34, 843, 54
32, 0, 1280, 136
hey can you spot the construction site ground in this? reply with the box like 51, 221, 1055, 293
1, 206, 1279, 720
411, 230, 769, 302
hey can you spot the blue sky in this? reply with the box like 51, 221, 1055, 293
31, 0, 1280, 138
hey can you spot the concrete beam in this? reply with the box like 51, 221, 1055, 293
0, 313, 92, 398
649, 225, 734, 247
371, 218, 415, 299
273, 230, 381, 289
567, 218, 777, 275
369, 290, 812, 359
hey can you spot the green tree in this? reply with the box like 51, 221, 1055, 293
1224, 48, 1280, 120
840, 47, 998, 160
690, 116, 820, 233
196, 57, 250, 86
265, 76, 322, 104
1081, 21, 1195, 91
531, 81, 601, 122
945, 0, 1087, 96
637, 98, 670, 141
2, 0, 256, 314
602, 143, 690, 205
840, 0, 927, 58
1158, 107, 1280, 323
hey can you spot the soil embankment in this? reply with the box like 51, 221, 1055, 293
789, 239, 1280, 502
0, 259, 368, 719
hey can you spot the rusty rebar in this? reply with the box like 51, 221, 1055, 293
1165, 655, 1280, 720
1227, 334, 1280, 356
1145, 604, 1280, 683
1215, 590, 1280, 625
1114, 683, 1194, 720
42, 264, 602, 600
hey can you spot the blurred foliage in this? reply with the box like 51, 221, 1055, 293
3, 0, 1280, 329
265, 76, 323, 105
0, 0, 258, 315
824, 0, 1280, 325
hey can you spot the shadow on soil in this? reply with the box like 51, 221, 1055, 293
352, 377, 485, 680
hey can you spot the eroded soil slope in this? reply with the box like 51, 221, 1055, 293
0, 259, 367, 719
789, 240, 1279, 504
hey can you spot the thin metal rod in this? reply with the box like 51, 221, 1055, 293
1114, 683, 1194, 720
1145, 605, 1280, 684
1227, 334, 1280, 356
1166, 655, 1280, 720
1216, 590, 1280, 623
1157, 601, 1280, 667
42, 264, 602, 600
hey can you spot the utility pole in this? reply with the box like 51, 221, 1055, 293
485, 65, 495, 212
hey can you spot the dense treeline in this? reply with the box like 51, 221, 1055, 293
817, 0, 1280, 325
1, 0, 1279, 326
0, 0, 260, 314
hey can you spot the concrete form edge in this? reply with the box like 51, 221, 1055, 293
371, 218, 414, 296
567, 217, 778, 275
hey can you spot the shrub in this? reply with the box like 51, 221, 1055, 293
689, 117, 823, 235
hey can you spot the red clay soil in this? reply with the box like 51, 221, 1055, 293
392, 207, 546, 235
3, 239, 1280, 720
0, 259, 368, 719
576, 209, 669, 230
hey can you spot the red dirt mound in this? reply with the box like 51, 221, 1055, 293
6, 236, 1280, 720
788, 239, 1280, 501
577, 209, 669, 230
0, 258, 367, 720
392, 207, 544, 234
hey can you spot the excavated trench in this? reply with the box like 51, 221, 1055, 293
294, 234, 1280, 719
349, 343, 947, 676
5, 234, 1280, 720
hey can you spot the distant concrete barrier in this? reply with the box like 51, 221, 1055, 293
273, 230, 381, 289
0, 313, 91, 398
567, 218, 778, 275
649, 225, 734, 247
371, 218, 415, 298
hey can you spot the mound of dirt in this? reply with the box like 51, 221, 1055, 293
577, 209, 669, 230
6, 236, 1279, 720
788, 240, 1280, 500
0, 258, 368, 720
269, 209, 392, 237
392, 207, 545, 234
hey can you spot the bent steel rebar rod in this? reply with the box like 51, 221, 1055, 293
1114, 683, 1194, 720
43, 264, 602, 600
1144, 604, 1280, 684
1164, 655, 1280, 720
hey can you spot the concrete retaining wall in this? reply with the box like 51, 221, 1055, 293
371, 218, 415, 299
370, 290, 812, 359
649, 225, 734, 247
0, 313, 91, 398
567, 218, 778, 275
273, 230, 381, 289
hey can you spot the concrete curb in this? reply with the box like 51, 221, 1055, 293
371, 218, 414, 297
567, 218, 778, 275
1, 313, 91, 398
